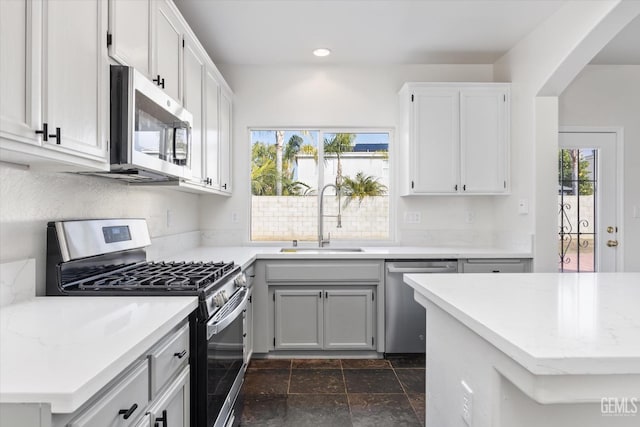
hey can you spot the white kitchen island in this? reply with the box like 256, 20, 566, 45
403, 273, 640, 427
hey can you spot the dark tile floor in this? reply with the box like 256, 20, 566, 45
239, 356, 425, 427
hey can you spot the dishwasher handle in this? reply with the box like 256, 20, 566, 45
387, 266, 457, 274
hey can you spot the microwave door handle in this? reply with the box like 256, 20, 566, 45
206, 288, 249, 340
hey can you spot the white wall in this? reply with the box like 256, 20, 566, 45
0, 165, 200, 295
493, 0, 636, 271
559, 65, 640, 271
199, 64, 519, 246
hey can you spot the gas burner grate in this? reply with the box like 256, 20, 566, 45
75, 261, 235, 291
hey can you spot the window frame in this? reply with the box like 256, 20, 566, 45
247, 126, 395, 245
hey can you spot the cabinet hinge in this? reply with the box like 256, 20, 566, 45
106, 32, 112, 47
411, 94, 414, 102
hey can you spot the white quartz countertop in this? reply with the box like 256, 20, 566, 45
404, 272, 640, 376
159, 245, 532, 270
0, 296, 198, 413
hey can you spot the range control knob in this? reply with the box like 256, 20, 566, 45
213, 292, 225, 307
234, 273, 247, 287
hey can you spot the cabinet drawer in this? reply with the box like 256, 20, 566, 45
461, 261, 526, 273
68, 360, 149, 427
148, 323, 189, 398
266, 262, 380, 283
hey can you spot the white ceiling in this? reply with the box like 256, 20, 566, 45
173, 0, 640, 66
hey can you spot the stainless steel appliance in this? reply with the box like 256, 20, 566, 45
46, 218, 247, 427
385, 260, 458, 353
85, 66, 193, 183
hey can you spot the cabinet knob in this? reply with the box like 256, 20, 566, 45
118, 403, 138, 420
35, 123, 49, 142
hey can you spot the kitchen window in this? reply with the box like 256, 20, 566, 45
250, 129, 390, 242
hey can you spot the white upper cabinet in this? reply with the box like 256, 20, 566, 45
0, 0, 41, 146
154, 0, 183, 102
107, 0, 152, 78
182, 32, 205, 184
204, 68, 220, 189
0, 0, 108, 169
44, 0, 108, 160
218, 87, 233, 194
399, 83, 510, 195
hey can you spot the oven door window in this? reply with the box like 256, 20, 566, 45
207, 311, 243, 426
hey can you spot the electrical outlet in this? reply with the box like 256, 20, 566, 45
465, 211, 475, 224
461, 380, 473, 426
518, 198, 529, 215
404, 212, 421, 224
166, 209, 172, 228
231, 212, 239, 223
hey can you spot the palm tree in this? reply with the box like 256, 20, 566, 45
275, 130, 284, 195
341, 172, 387, 207
284, 134, 304, 179
324, 133, 355, 188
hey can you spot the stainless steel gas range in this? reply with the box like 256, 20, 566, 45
46, 218, 248, 427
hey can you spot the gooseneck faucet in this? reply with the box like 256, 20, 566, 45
319, 183, 342, 247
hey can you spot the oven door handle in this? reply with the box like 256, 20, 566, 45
206, 288, 249, 339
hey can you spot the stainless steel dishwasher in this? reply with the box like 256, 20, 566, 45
385, 260, 458, 353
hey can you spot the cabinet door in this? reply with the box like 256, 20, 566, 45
218, 88, 232, 193
0, 0, 41, 146
68, 360, 149, 427
148, 366, 190, 427
244, 287, 254, 364
203, 69, 220, 188
460, 87, 509, 193
108, 0, 152, 77
274, 289, 323, 350
43, 0, 107, 160
324, 289, 375, 350
182, 33, 204, 184
410, 88, 459, 193
155, 0, 182, 102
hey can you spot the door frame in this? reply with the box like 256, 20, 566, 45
558, 126, 625, 271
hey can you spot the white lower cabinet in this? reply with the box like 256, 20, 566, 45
274, 287, 376, 351
67, 360, 149, 427
0, 322, 194, 427
147, 366, 190, 427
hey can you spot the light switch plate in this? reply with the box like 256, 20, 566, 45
404, 212, 421, 224
518, 198, 529, 215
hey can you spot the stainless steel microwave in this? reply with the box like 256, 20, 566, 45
107, 65, 193, 182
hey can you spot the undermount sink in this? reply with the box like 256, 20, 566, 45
280, 247, 364, 253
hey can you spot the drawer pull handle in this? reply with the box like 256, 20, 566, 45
174, 350, 187, 359
118, 403, 138, 419
154, 409, 168, 427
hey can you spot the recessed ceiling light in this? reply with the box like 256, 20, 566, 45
313, 48, 331, 57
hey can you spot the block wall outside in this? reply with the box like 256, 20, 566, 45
251, 196, 389, 241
